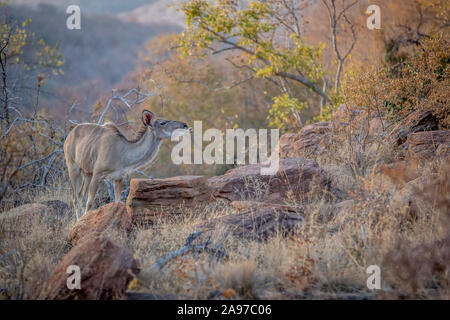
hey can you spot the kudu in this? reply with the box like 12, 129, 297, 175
64, 110, 189, 219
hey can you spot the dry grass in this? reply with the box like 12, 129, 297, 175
0, 185, 74, 299
0, 111, 449, 300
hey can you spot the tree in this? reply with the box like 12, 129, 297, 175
0, 5, 63, 127
129, 34, 275, 177
0, 18, 28, 124
177, 0, 330, 128
321, 0, 358, 93
0, 4, 64, 205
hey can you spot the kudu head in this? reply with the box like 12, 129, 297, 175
142, 110, 189, 139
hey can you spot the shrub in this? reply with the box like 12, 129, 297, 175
344, 36, 450, 128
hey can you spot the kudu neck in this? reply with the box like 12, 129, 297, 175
122, 126, 162, 167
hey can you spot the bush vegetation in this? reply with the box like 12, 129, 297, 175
0, 0, 449, 300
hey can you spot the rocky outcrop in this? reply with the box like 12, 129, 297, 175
39, 200, 71, 218
0, 200, 73, 228
69, 202, 132, 245
278, 122, 335, 159
369, 161, 421, 193
126, 175, 213, 226
126, 159, 328, 225
39, 237, 139, 300
208, 157, 329, 203
407, 130, 450, 160
199, 206, 304, 240
390, 174, 439, 218
390, 111, 439, 153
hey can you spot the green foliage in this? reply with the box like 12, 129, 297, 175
345, 37, 450, 128
269, 93, 307, 129
0, 19, 30, 62
178, 0, 324, 83
177, 0, 328, 129
35, 40, 64, 75
1, 18, 64, 73
311, 93, 345, 123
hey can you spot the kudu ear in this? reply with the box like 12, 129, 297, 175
142, 110, 154, 127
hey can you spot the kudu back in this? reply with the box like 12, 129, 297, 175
64, 110, 189, 219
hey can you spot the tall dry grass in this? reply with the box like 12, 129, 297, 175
0, 108, 448, 300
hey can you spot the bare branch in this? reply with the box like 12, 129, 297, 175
97, 87, 161, 125
145, 231, 227, 274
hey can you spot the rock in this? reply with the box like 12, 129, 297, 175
39, 200, 74, 225
279, 122, 332, 159
126, 160, 328, 225
390, 174, 444, 218
39, 237, 139, 300
370, 161, 421, 193
390, 111, 439, 154
39, 200, 71, 217
199, 206, 304, 240
278, 121, 347, 159
407, 130, 450, 160
0, 203, 49, 221
208, 157, 329, 203
0, 200, 73, 228
126, 176, 213, 226
69, 202, 132, 245
436, 143, 450, 158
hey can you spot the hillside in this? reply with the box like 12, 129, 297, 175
5, 3, 180, 118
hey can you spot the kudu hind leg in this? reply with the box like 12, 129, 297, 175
67, 165, 82, 220
85, 174, 101, 215
79, 173, 92, 214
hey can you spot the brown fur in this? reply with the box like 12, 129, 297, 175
104, 123, 148, 144
64, 113, 188, 219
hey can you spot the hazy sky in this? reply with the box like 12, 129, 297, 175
10, 0, 159, 15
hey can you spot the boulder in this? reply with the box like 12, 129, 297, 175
278, 133, 305, 159
39, 237, 139, 300
407, 130, 450, 160
39, 200, 73, 226
389, 111, 438, 154
199, 206, 304, 240
208, 157, 329, 203
0, 203, 49, 221
69, 202, 132, 245
126, 175, 213, 226
389, 173, 448, 219
369, 161, 421, 193
39, 200, 71, 217
279, 122, 332, 159
0, 200, 73, 229
278, 121, 347, 159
